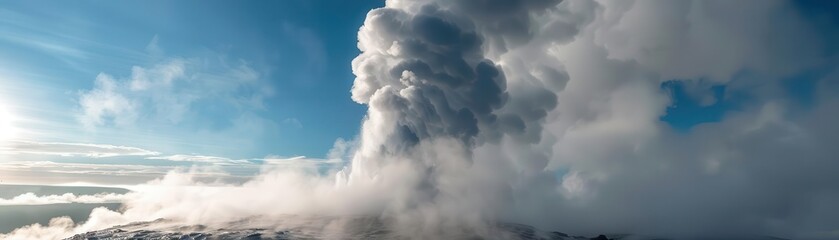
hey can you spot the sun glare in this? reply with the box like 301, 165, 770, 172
0, 101, 18, 142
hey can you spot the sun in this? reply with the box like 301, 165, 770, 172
0, 101, 18, 142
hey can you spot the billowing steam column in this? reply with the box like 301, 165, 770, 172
338, 3, 511, 236
334, 0, 569, 236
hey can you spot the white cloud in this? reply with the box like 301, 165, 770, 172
0, 161, 172, 178
73, 38, 280, 156
147, 154, 230, 163
77, 74, 137, 128
144, 34, 163, 58
147, 154, 252, 165
0, 192, 128, 206
0, 160, 254, 186
262, 156, 344, 166
128, 59, 186, 91
1, 141, 159, 158
77, 38, 274, 128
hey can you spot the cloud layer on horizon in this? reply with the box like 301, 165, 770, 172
0, 141, 159, 158
0, 192, 128, 206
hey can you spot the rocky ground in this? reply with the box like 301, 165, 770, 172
65, 217, 788, 240
64, 217, 607, 240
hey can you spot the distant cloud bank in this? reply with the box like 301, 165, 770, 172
0, 192, 128, 205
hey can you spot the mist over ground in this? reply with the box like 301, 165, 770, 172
3, 0, 839, 239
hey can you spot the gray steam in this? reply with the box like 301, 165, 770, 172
347, 0, 839, 238
340, 1, 577, 236
4, 0, 839, 239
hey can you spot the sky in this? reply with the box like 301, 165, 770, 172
0, 0, 384, 183
1, 0, 839, 239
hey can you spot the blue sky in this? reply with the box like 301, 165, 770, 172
0, 0, 382, 164
659, 0, 839, 132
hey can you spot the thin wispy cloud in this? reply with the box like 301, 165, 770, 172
0, 34, 89, 60
282, 118, 303, 128
147, 155, 252, 164
261, 156, 344, 166
0, 160, 253, 186
0, 161, 169, 175
1, 141, 159, 158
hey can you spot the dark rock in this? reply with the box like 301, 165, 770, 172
590, 234, 610, 240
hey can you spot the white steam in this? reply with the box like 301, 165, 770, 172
4, 0, 839, 239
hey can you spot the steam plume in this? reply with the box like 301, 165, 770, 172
4, 0, 839, 239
